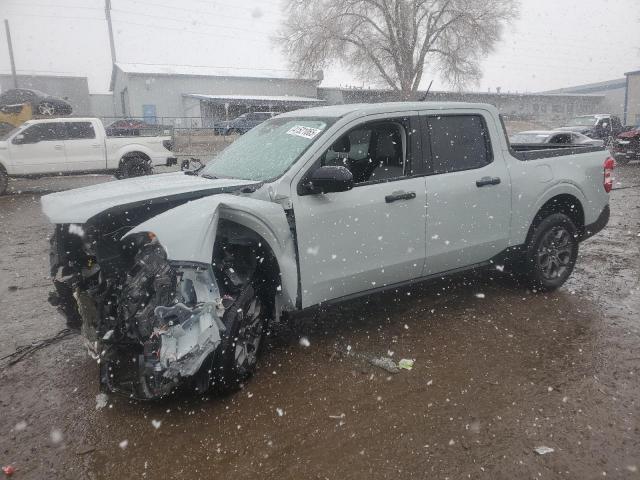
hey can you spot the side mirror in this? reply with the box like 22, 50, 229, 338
12, 134, 25, 145
304, 166, 354, 194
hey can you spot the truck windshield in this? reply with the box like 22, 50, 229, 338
200, 117, 335, 181
566, 116, 597, 127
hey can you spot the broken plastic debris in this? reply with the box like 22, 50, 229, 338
534, 446, 554, 455
329, 413, 345, 419
119, 440, 129, 449
369, 356, 399, 374
95, 393, 108, 410
151, 419, 162, 429
276, 408, 284, 417
13, 421, 26, 432
50, 428, 63, 444
475, 293, 486, 299
299, 337, 311, 348
2, 466, 15, 477
398, 359, 414, 370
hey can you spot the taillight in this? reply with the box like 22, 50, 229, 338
603, 156, 615, 193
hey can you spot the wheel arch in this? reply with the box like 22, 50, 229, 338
525, 190, 586, 246
124, 194, 299, 314
119, 150, 151, 168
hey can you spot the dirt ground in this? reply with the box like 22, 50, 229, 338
1, 166, 639, 480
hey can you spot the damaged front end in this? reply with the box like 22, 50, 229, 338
49, 225, 244, 400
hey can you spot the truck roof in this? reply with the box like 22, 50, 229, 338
279, 101, 500, 118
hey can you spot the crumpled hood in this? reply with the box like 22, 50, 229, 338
41, 172, 257, 224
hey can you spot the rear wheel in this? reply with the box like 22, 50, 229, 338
522, 213, 579, 291
0, 166, 7, 195
117, 156, 152, 179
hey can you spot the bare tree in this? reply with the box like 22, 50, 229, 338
278, 0, 519, 99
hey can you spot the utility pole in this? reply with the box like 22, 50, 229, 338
105, 0, 117, 66
4, 19, 18, 88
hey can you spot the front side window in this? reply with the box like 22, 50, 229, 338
18, 123, 66, 143
66, 122, 96, 140
321, 120, 408, 184
425, 115, 492, 174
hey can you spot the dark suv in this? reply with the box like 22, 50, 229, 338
215, 111, 278, 135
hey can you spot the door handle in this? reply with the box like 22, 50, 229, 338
476, 176, 501, 187
91, 144, 102, 148
385, 191, 416, 203
54, 145, 63, 150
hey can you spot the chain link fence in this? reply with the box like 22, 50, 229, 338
98, 116, 236, 158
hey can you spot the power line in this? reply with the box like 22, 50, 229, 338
113, 19, 271, 44
111, 7, 274, 36
5, 12, 104, 21
125, 0, 283, 27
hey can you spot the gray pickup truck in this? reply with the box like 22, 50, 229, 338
42, 102, 613, 399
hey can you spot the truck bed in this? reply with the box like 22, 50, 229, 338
509, 143, 606, 161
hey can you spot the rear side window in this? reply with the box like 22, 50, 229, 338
66, 122, 96, 139
425, 115, 492, 174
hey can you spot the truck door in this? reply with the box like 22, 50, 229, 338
64, 121, 105, 171
8, 122, 67, 174
293, 113, 427, 308
420, 112, 512, 275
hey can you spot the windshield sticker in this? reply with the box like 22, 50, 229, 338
286, 125, 323, 139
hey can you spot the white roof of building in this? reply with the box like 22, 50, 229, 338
184, 94, 324, 104
114, 63, 314, 81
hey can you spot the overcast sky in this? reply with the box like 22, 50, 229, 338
0, 0, 638, 94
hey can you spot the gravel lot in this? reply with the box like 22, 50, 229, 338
1, 166, 639, 479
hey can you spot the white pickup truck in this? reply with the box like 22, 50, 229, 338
0, 117, 176, 194
41, 102, 612, 399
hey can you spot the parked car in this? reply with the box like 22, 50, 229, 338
556, 114, 624, 141
105, 119, 173, 137
42, 102, 612, 400
612, 124, 640, 164
510, 130, 604, 147
0, 117, 177, 195
214, 111, 278, 135
0, 88, 72, 116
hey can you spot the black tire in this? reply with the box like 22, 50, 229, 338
214, 283, 268, 393
117, 156, 152, 179
0, 166, 7, 195
523, 213, 579, 291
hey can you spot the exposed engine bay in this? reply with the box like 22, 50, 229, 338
49, 214, 276, 400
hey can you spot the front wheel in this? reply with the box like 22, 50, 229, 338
0, 167, 7, 195
523, 213, 579, 291
214, 284, 268, 393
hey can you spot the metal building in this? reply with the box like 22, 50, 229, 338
109, 63, 323, 126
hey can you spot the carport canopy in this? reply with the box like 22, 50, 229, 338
183, 93, 324, 108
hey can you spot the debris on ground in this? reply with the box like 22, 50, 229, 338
95, 393, 108, 410
2, 465, 16, 476
398, 359, 415, 370
0, 329, 77, 366
329, 413, 345, 419
534, 446, 555, 455
368, 356, 400, 374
